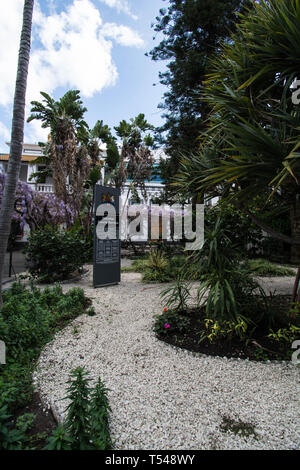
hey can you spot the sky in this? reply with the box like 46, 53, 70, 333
0, 0, 168, 152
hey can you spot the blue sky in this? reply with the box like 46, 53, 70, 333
0, 0, 168, 152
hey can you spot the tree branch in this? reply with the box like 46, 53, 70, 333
243, 208, 297, 245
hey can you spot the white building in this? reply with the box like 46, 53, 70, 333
0, 142, 165, 204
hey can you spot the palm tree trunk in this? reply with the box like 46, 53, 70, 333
0, 0, 34, 306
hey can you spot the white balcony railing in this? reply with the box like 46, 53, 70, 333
27, 182, 54, 193
36, 183, 54, 193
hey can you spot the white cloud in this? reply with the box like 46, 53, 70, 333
101, 23, 144, 47
0, 0, 23, 107
27, 0, 118, 102
0, 122, 11, 142
98, 0, 138, 20
0, 0, 144, 143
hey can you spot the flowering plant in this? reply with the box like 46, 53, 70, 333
0, 172, 74, 233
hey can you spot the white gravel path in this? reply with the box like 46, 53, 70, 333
33, 269, 300, 450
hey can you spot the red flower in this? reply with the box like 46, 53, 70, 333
163, 308, 167, 312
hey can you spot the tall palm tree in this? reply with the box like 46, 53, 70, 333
28, 90, 89, 214
0, 0, 34, 306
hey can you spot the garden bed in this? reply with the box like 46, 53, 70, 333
0, 282, 93, 449
155, 295, 297, 362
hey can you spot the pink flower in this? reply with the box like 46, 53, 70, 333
165, 323, 170, 329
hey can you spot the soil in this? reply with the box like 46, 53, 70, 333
156, 295, 296, 361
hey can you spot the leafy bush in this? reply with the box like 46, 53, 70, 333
45, 367, 112, 450
0, 282, 90, 448
205, 203, 262, 256
155, 216, 299, 351
0, 405, 28, 450
153, 308, 191, 336
25, 225, 88, 282
162, 217, 263, 323
200, 317, 249, 343
161, 277, 191, 311
268, 325, 300, 345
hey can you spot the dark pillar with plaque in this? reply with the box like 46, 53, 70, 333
93, 185, 121, 288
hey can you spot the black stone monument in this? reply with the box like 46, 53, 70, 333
93, 185, 121, 287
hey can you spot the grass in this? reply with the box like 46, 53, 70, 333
246, 259, 295, 277
122, 253, 187, 283
121, 258, 147, 273
122, 255, 296, 282
220, 415, 258, 439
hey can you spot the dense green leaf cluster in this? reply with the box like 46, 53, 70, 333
45, 367, 112, 451
25, 225, 89, 282
148, 0, 251, 198
0, 283, 90, 449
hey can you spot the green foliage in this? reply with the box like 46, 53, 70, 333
0, 287, 90, 448
147, 0, 251, 201
161, 277, 191, 311
123, 251, 188, 283
191, 216, 262, 322
44, 425, 73, 450
0, 282, 89, 448
84, 167, 101, 189
142, 250, 172, 282
28, 90, 88, 136
25, 225, 87, 282
147, 250, 168, 271
45, 368, 112, 451
205, 203, 262, 255
268, 325, 300, 345
0, 405, 27, 450
63, 368, 92, 450
153, 308, 191, 337
201, 317, 249, 343
107, 114, 155, 196
86, 306, 96, 317
89, 378, 113, 450
245, 259, 295, 277
105, 141, 120, 171
175, 0, 300, 262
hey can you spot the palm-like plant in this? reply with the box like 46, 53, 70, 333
176, 0, 300, 266
0, 0, 34, 306
27, 90, 90, 215
107, 114, 155, 199
28, 90, 88, 138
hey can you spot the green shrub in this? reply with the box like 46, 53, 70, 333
0, 282, 90, 448
162, 217, 263, 323
123, 252, 188, 283
268, 325, 300, 345
63, 367, 92, 450
25, 225, 88, 282
205, 203, 262, 256
44, 425, 73, 451
153, 308, 191, 336
0, 405, 27, 450
161, 277, 191, 311
200, 317, 249, 343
